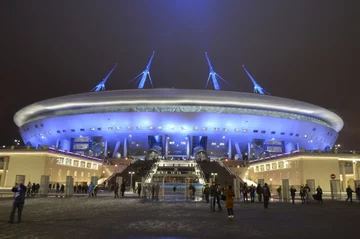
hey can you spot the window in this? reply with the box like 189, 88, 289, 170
87, 163, 91, 168
193, 127, 198, 130
57, 130, 61, 133
266, 164, 270, 170
278, 161, 284, 169
92, 164, 98, 169
136, 126, 141, 130
253, 130, 258, 133
73, 160, 79, 167
80, 128, 85, 131
271, 131, 276, 134
271, 162, 277, 170
202, 127, 207, 131
214, 128, 219, 131
40, 124, 44, 127
260, 165, 265, 171
116, 127, 121, 130
261, 130, 266, 134
108, 127, 113, 131
71, 129, 75, 132
90, 128, 95, 131
243, 129, 248, 132
289, 133, 294, 136
234, 128, 239, 132
35, 125, 38, 128
63, 130, 67, 133
313, 128, 316, 131
127, 126, 132, 130
223, 128, 228, 131
280, 132, 285, 135
295, 134, 299, 137
97, 128, 102, 131
80, 161, 85, 168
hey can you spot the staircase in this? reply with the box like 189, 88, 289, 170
197, 160, 236, 187
112, 160, 156, 187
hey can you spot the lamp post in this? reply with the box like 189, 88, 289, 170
129, 171, 135, 191
211, 172, 217, 182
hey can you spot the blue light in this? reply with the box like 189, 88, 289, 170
129, 51, 155, 89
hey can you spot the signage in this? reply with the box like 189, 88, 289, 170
330, 174, 336, 180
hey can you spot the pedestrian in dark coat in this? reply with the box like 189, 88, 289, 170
290, 186, 296, 204
316, 186, 323, 203
262, 183, 271, 209
346, 185, 354, 203
120, 183, 126, 197
8, 181, 27, 224
356, 185, 360, 203
256, 184, 262, 202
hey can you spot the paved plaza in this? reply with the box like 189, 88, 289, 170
0, 196, 359, 239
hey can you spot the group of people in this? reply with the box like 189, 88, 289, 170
26, 182, 40, 197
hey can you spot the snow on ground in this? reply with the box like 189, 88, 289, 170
0, 195, 359, 239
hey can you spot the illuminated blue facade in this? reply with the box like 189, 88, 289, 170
14, 89, 343, 160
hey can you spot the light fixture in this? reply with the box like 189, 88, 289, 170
234, 128, 239, 132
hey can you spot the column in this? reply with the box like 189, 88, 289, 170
104, 141, 108, 158
186, 136, 190, 159
55, 139, 60, 148
353, 161, 359, 180
112, 141, 121, 158
228, 139, 232, 159
247, 143, 251, 160
340, 161, 346, 191
40, 175, 50, 197
65, 176, 74, 197
282, 179, 290, 202
0, 157, 9, 187
234, 143, 242, 160
123, 138, 128, 158
164, 135, 169, 159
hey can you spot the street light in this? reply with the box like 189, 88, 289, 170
129, 171, 135, 191
211, 172, 217, 182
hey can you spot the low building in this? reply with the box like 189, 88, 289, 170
0, 147, 103, 187
225, 151, 360, 192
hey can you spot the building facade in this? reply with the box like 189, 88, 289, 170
0, 148, 103, 187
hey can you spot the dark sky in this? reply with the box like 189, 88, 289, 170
0, 0, 359, 149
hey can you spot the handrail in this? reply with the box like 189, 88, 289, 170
217, 160, 244, 183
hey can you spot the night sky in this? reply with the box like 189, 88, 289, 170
0, 0, 359, 149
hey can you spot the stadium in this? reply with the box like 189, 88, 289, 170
13, 53, 343, 161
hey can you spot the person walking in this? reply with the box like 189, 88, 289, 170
136, 184, 142, 197
304, 184, 311, 203
300, 186, 305, 204
316, 185, 323, 203
93, 184, 99, 197
8, 180, 27, 224
225, 185, 235, 220
114, 183, 119, 198
88, 182, 95, 198
256, 184, 262, 202
249, 185, 255, 203
204, 184, 210, 203
242, 185, 249, 203
356, 185, 360, 203
26, 182, 31, 197
346, 185, 354, 203
262, 183, 271, 209
120, 183, 126, 197
290, 186, 297, 204
277, 185, 282, 202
